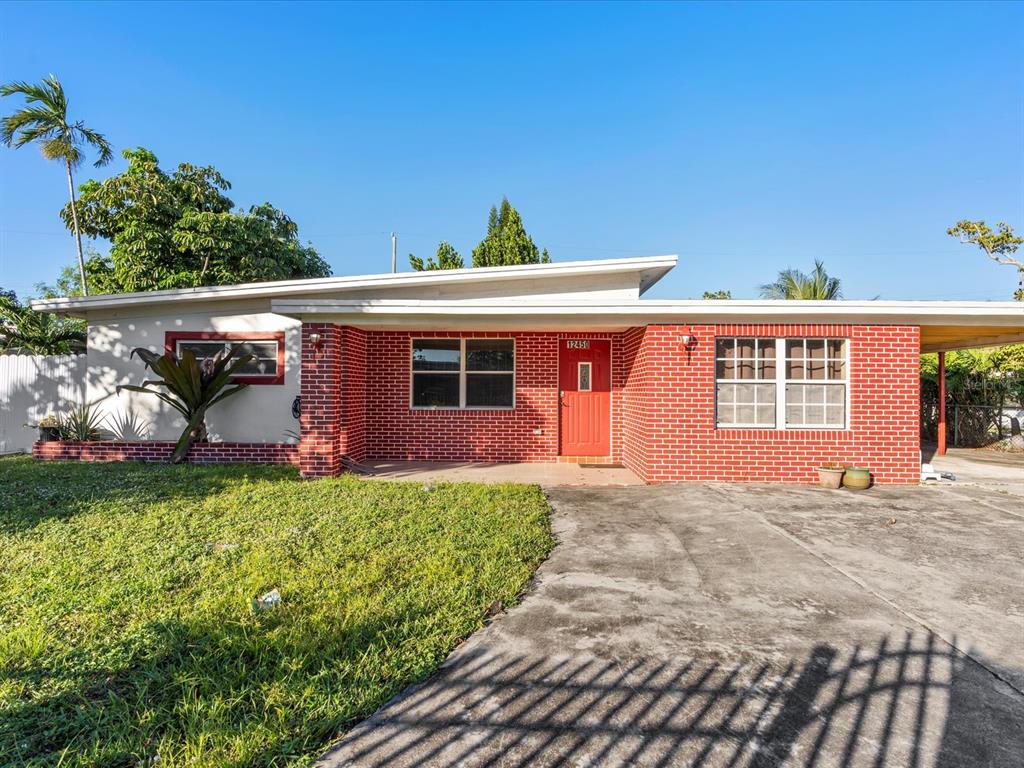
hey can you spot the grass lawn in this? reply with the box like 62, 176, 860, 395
0, 456, 553, 767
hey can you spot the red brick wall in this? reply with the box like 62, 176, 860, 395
621, 326, 651, 480
33, 440, 298, 465
362, 331, 625, 463
299, 323, 342, 477
32, 322, 922, 484
340, 326, 368, 463
620, 324, 921, 484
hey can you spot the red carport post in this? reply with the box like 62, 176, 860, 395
937, 350, 947, 456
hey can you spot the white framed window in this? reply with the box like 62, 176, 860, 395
715, 337, 849, 430
411, 338, 515, 409
785, 339, 847, 428
715, 338, 777, 427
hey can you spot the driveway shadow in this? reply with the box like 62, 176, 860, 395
322, 632, 1023, 767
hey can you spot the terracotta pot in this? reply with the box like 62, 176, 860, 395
842, 467, 872, 490
816, 467, 845, 489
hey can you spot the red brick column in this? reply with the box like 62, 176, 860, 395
299, 323, 343, 477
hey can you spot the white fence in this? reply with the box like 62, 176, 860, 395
0, 354, 86, 454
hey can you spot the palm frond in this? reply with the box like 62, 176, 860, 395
74, 122, 113, 166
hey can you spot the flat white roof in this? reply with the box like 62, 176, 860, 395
28, 254, 1023, 350
31, 254, 678, 314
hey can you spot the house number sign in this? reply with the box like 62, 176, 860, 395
566, 340, 590, 349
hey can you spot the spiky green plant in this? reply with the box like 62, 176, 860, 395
59, 403, 106, 441
759, 260, 842, 300
118, 346, 253, 463
1, 75, 113, 295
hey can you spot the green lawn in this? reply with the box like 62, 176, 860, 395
0, 456, 553, 767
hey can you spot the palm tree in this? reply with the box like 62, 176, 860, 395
0, 294, 86, 354
759, 260, 842, 300
1, 75, 112, 296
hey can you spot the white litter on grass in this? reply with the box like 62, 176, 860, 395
252, 589, 282, 612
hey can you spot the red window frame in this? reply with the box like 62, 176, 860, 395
164, 331, 286, 385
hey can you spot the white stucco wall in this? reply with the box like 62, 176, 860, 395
85, 301, 300, 443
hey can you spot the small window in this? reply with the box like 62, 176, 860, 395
412, 338, 514, 409
715, 338, 776, 427
167, 332, 284, 385
578, 362, 592, 392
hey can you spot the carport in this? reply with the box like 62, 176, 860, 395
921, 323, 1024, 455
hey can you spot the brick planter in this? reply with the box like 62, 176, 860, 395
32, 440, 299, 466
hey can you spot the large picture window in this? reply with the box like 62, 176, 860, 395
165, 331, 285, 385
715, 337, 848, 429
411, 338, 515, 409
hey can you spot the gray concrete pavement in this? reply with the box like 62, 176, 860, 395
320, 480, 1024, 767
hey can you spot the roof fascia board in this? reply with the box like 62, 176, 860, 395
270, 298, 1024, 326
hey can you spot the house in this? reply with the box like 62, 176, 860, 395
30, 255, 1024, 483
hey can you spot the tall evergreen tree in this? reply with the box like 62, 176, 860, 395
408, 241, 465, 271
471, 197, 551, 267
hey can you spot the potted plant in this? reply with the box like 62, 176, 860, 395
34, 415, 62, 442
842, 467, 872, 490
816, 463, 845, 489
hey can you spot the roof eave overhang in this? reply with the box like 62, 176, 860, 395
29, 254, 679, 316
270, 299, 1024, 345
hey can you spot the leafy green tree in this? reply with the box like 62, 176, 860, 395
409, 241, 465, 271
702, 290, 732, 299
0, 294, 85, 354
60, 148, 331, 294
471, 198, 551, 267
1, 75, 113, 295
759, 260, 842, 300
947, 220, 1023, 300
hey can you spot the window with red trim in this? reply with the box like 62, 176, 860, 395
164, 331, 285, 385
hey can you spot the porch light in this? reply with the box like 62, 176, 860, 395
309, 332, 321, 347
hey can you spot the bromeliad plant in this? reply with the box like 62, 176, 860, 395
118, 345, 254, 463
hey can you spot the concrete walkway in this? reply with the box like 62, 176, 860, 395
320, 480, 1024, 767
925, 446, 1024, 498
360, 460, 643, 486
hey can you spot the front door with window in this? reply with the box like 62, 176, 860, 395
559, 339, 611, 456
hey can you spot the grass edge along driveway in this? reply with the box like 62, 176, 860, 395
0, 457, 554, 767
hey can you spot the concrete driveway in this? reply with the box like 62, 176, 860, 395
321, 477, 1024, 767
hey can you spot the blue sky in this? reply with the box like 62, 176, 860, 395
1, 1, 1021, 301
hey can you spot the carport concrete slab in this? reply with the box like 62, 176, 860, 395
320, 483, 1024, 768
927, 448, 1024, 499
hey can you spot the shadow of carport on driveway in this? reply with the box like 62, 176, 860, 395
319, 481, 1024, 767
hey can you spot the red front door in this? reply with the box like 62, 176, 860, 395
559, 339, 611, 456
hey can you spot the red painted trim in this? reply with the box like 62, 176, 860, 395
937, 350, 946, 455
164, 331, 286, 385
